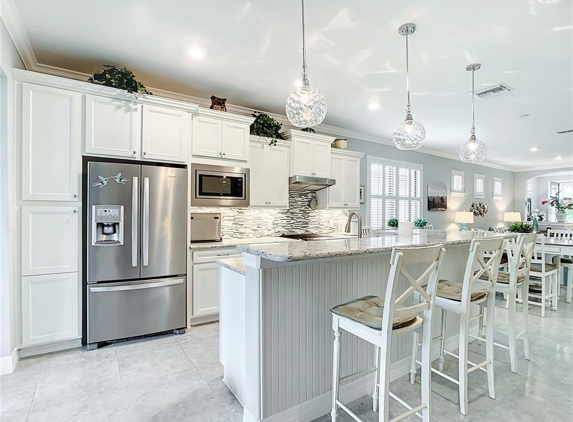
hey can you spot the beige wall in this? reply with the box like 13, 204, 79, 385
0, 19, 24, 362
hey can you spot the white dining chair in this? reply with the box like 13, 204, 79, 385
529, 236, 559, 317
331, 245, 446, 422
412, 237, 504, 416
476, 233, 536, 373
547, 229, 573, 303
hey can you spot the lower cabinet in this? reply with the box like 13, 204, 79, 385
192, 263, 220, 317
21, 273, 80, 347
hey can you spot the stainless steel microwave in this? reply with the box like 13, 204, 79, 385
191, 163, 250, 207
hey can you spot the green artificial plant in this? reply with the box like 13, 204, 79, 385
414, 218, 427, 228
250, 112, 283, 146
88, 65, 152, 97
387, 218, 399, 228
508, 222, 534, 233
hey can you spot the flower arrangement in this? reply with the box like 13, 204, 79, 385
387, 218, 399, 228
414, 218, 427, 228
528, 209, 546, 222
88, 65, 152, 97
541, 193, 573, 212
470, 201, 488, 217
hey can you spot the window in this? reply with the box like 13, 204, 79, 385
451, 170, 465, 195
493, 177, 503, 199
474, 174, 485, 199
368, 157, 422, 229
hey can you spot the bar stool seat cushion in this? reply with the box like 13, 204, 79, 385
477, 271, 525, 284
436, 280, 487, 302
530, 263, 558, 273
331, 295, 417, 330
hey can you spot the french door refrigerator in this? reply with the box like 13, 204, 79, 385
85, 160, 187, 349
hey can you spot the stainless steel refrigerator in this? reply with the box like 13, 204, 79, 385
85, 160, 187, 349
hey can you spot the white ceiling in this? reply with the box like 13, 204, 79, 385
12, 0, 573, 169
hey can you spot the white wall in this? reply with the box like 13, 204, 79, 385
347, 138, 515, 230
0, 18, 24, 366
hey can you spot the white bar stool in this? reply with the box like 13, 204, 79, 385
547, 229, 573, 303
529, 236, 559, 317
411, 237, 504, 416
476, 233, 536, 373
330, 245, 446, 422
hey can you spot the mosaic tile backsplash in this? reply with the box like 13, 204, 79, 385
191, 192, 349, 239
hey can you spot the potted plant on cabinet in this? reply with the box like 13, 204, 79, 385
88, 65, 152, 97
250, 112, 284, 146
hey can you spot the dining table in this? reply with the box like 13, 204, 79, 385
536, 235, 573, 303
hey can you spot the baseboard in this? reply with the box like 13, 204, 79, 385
18, 338, 82, 358
0, 348, 19, 375
189, 314, 219, 327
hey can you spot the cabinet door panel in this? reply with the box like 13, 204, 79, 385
21, 84, 81, 201
142, 106, 190, 163
249, 143, 266, 206
343, 157, 361, 209
328, 155, 345, 208
85, 95, 141, 158
22, 273, 79, 346
312, 142, 332, 178
222, 121, 249, 161
292, 137, 314, 176
22, 206, 79, 276
192, 116, 222, 158
266, 144, 290, 207
192, 263, 220, 317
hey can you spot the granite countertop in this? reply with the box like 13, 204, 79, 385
217, 257, 246, 275
190, 236, 297, 250
236, 230, 514, 262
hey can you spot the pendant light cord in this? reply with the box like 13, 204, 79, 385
406, 33, 411, 111
471, 69, 476, 136
301, 0, 309, 85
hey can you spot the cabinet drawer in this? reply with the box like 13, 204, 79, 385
192, 248, 241, 264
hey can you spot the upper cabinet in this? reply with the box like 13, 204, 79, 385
191, 109, 254, 162
84, 94, 142, 159
142, 105, 191, 163
282, 130, 335, 178
248, 137, 290, 208
318, 149, 364, 209
21, 83, 81, 201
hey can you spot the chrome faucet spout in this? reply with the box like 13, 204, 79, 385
345, 211, 363, 238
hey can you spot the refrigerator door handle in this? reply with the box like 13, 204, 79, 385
89, 278, 184, 293
142, 176, 150, 267
131, 176, 139, 267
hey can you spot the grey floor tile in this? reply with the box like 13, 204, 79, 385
179, 335, 219, 367
0, 414, 29, 422
0, 376, 38, 419
117, 343, 194, 383
114, 333, 177, 357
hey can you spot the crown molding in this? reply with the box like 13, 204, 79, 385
1, 0, 516, 172
512, 164, 573, 173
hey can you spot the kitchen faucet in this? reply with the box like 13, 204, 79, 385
345, 211, 363, 238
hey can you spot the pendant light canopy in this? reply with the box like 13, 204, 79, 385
393, 23, 426, 150
459, 63, 487, 163
285, 0, 327, 128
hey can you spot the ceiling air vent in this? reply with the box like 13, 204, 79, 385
474, 83, 513, 99
556, 129, 573, 135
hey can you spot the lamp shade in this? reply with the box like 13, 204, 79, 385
455, 211, 474, 224
503, 212, 522, 222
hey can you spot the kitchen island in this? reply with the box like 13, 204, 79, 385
218, 231, 509, 422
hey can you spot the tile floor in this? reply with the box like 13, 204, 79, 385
1, 289, 571, 422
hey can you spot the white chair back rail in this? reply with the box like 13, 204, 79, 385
464, 237, 505, 303
547, 229, 573, 240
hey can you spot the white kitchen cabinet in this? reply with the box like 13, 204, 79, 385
191, 109, 254, 162
21, 83, 81, 201
142, 105, 191, 163
21, 206, 79, 276
84, 94, 141, 158
249, 139, 290, 208
21, 272, 80, 346
283, 130, 335, 178
318, 150, 363, 209
192, 262, 220, 317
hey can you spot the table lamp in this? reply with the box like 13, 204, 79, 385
455, 211, 474, 231
503, 212, 522, 223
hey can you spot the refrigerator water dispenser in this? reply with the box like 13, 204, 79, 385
92, 205, 124, 246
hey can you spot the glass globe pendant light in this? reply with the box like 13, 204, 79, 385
459, 63, 487, 163
393, 23, 426, 150
285, 0, 327, 128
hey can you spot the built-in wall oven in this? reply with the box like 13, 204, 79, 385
191, 163, 250, 207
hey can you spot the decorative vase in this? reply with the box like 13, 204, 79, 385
556, 211, 566, 223
532, 217, 539, 231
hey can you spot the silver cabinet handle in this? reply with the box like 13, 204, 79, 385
133, 151, 136, 155
73, 209, 77, 213
90, 278, 183, 293
132, 176, 139, 267
222, 152, 226, 157
73, 194, 77, 198
142, 176, 150, 267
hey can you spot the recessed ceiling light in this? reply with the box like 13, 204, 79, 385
188, 46, 206, 60
294, 79, 303, 88
368, 102, 381, 111
538, 0, 560, 3
529, 147, 538, 152
556, 155, 562, 160
518, 113, 530, 118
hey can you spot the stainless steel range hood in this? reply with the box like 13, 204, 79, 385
289, 175, 336, 192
